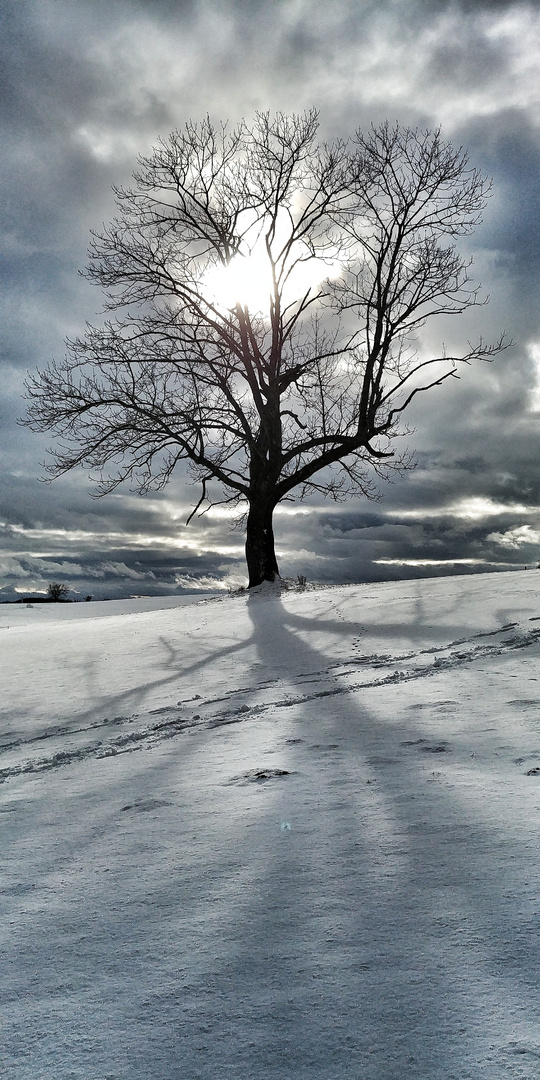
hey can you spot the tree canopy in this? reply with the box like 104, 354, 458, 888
25, 111, 506, 586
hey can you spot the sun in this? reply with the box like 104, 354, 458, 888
204, 244, 342, 315
204, 248, 272, 313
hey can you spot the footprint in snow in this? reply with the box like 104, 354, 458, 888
507, 699, 540, 707
401, 739, 450, 753
230, 768, 291, 784
120, 798, 173, 813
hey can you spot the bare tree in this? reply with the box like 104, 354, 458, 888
24, 112, 506, 587
47, 581, 70, 602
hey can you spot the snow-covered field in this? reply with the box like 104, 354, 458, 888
2, 571, 540, 1079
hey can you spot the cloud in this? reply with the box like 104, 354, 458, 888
487, 524, 540, 548
394, 498, 540, 521
374, 557, 493, 567
414, 5, 540, 130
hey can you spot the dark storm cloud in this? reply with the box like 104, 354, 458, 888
2, 0, 540, 595
463, 112, 540, 294
312, 508, 535, 584
0, 474, 244, 599
320, 513, 389, 533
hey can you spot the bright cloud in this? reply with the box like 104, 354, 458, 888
487, 524, 540, 549
527, 341, 540, 411
374, 558, 488, 567
311, 4, 540, 135
393, 498, 540, 522
173, 573, 227, 591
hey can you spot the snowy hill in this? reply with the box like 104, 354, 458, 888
2, 571, 540, 1079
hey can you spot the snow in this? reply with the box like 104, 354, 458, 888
2, 570, 540, 1078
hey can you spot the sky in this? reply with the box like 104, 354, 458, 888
2, 0, 540, 599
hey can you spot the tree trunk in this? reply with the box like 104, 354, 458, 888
245, 498, 280, 588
